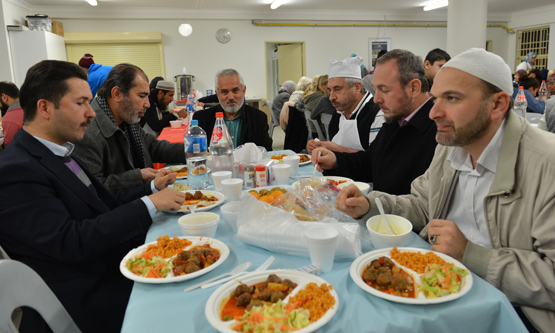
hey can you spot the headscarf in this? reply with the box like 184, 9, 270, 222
525, 52, 537, 65
279, 80, 296, 94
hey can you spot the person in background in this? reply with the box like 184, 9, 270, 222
515, 51, 537, 72
301, 74, 328, 139
193, 68, 272, 151
513, 69, 527, 87
73, 63, 186, 193
334, 48, 555, 332
140, 80, 186, 137
313, 49, 437, 195
0, 81, 23, 148
0, 59, 185, 332
538, 98, 555, 133
149, 76, 164, 92
528, 68, 544, 84
280, 76, 312, 130
547, 76, 555, 97
307, 56, 384, 154
78, 53, 113, 100
424, 48, 451, 88
271, 80, 296, 129
513, 75, 545, 114
351, 53, 369, 77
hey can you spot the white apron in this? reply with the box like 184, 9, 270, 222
331, 93, 373, 151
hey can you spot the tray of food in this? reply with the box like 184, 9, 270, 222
120, 235, 229, 284
171, 190, 225, 214
350, 247, 472, 304
205, 269, 338, 332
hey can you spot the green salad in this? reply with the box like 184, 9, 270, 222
232, 300, 310, 333
421, 263, 469, 298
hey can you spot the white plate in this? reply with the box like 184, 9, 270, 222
177, 190, 225, 214
241, 185, 293, 195
350, 247, 473, 305
120, 236, 230, 284
164, 165, 212, 179
292, 176, 354, 188
297, 154, 312, 166
205, 269, 339, 333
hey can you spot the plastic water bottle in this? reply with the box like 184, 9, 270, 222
539, 80, 549, 102
186, 91, 196, 118
514, 86, 527, 118
185, 120, 209, 189
210, 112, 234, 174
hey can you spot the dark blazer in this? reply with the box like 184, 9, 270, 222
193, 103, 273, 151
326, 98, 438, 195
0, 129, 153, 332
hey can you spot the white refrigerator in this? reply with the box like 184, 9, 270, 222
8, 30, 67, 86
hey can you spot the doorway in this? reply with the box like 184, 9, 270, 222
265, 42, 306, 101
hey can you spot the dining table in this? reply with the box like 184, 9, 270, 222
121, 151, 527, 333
157, 123, 188, 143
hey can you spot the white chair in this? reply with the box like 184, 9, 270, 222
320, 113, 333, 141
307, 113, 327, 141
303, 109, 314, 141
0, 259, 82, 333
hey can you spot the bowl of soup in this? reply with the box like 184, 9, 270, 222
366, 214, 412, 249
178, 212, 220, 237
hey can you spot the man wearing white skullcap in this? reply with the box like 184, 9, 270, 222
335, 47, 555, 332
140, 80, 186, 137
307, 56, 384, 154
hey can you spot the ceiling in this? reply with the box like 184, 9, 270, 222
20, 0, 555, 17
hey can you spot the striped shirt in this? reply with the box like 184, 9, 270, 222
445, 119, 506, 248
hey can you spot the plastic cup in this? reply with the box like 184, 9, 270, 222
304, 226, 339, 273
282, 155, 300, 176
221, 178, 243, 202
272, 164, 291, 185
212, 171, 232, 192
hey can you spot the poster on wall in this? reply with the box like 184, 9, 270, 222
368, 38, 392, 71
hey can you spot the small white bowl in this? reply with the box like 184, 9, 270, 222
220, 201, 240, 230
178, 212, 220, 237
338, 181, 371, 195
170, 120, 182, 128
366, 214, 412, 249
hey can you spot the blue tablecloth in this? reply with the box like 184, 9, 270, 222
121, 152, 527, 333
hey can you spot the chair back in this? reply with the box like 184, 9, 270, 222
258, 98, 272, 129
303, 110, 314, 141
0, 259, 82, 333
283, 105, 309, 153
320, 113, 333, 141
0, 244, 9, 259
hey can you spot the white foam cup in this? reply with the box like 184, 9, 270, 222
282, 155, 300, 176
212, 171, 232, 191
221, 178, 243, 202
272, 164, 291, 185
304, 226, 339, 273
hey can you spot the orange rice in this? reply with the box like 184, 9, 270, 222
144, 235, 192, 259
390, 247, 446, 274
288, 283, 335, 322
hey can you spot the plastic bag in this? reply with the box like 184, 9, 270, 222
236, 182, 362, 259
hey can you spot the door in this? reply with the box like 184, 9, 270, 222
277, 43, 304, 85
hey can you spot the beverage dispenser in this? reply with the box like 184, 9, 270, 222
175, 74, 195, 105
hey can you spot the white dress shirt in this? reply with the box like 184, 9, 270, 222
445, 119, 506, 248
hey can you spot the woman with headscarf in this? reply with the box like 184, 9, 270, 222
280, 76, 312, 130
271, 80, 296, 128
516, 52, 537, 72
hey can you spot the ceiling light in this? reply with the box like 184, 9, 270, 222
271, 0, 286, 10
423, 0, 448, 11
85, 0, 97, 6
179, 24, 193, 37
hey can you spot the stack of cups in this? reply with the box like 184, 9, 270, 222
212, 171, 232, 192
272, 164, 291, 185
304, 226, 339, 273
221, 178, 243, 202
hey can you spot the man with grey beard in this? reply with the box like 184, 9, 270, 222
193, 68, 272, 151
313, 49, 438, 195
74, 63, 186, 193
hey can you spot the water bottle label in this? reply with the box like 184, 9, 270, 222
212, 127, 223, 142
185, 136, 207, 153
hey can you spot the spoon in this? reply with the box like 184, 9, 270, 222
201, 256, 275, 289
183, 261, 252, 292
312, 150, 322, 179
184, 204, 198, 214
374, 198, 394, 235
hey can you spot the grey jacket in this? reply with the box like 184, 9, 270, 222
538, 98, 555, 133
365, 110, 555, 332
73, 98, 186, 193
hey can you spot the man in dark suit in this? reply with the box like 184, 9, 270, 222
193, 68, 273, 151
313, 49, 438, 195
0, 60, 185, 332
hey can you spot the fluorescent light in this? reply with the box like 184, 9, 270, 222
271, 0, 286, 10
423, 0, 448, 11
85, 0, 97, 6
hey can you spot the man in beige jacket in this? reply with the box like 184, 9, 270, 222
331, 48, 555, 332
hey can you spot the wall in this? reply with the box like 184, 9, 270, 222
0, 0, 30, 81
59, 17, 514, 99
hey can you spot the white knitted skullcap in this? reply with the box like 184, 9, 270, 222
328, 56, 363, 79
441, 48, 513, 95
